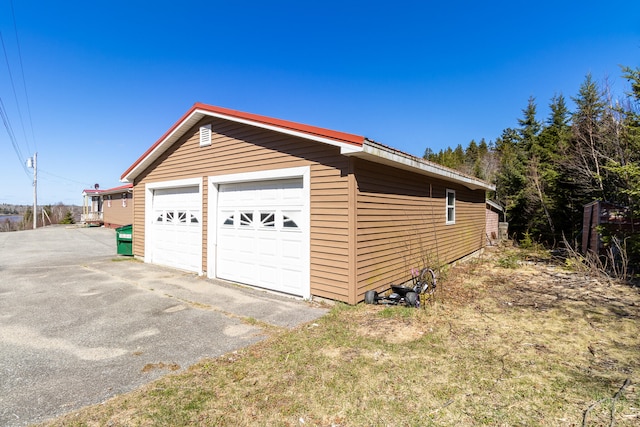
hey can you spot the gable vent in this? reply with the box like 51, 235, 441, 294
199, 124, 212, 147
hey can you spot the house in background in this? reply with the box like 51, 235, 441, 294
120, 103, 495, 304
81, 183, 133, 228
485, 199, 505, 245
582, 201, 638, 255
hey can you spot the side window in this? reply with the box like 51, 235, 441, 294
446, 189, 455, 224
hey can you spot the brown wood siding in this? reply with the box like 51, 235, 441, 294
132, 183, 145, 257
354, 158, 486, 302
102, 193, 133, 228
132, 117, 352, 302
486, 207, 499, 242
310, 153, 350, 301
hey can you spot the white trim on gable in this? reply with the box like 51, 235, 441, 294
122, 109, 363, 183
200, 109, 363, 154
122, 105, 494, 194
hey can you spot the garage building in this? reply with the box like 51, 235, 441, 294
121, 103, 494, 304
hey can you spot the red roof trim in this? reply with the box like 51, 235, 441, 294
83, 183, 133, 194
193, 103, 365, 146
121, 103, 365, 181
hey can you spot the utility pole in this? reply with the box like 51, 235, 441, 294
33, 152, 37, 229
27, 152, 37, 229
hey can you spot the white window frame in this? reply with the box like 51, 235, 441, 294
446, 189, 456, 225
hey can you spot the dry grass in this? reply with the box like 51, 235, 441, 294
40, 247, 640, 426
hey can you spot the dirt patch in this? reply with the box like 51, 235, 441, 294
438, 248, 640, 317
345, 307, 427, 344
141, 362, 181, 373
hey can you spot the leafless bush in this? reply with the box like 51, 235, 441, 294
561, 233, 630, 282
603, 236, 629, 282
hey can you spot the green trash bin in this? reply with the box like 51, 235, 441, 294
116, 224, 133, 256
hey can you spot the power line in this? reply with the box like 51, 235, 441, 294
39, 169, 95, 188
0, 95, 30, 178
10, 0, 37, 151
0, 30, 31, 155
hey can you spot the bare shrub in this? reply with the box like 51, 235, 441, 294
562, 233, 630, 282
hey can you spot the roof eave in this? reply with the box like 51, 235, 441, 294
345, 140, 496, 191
121, 107, 206, 182
486, 199, 504, 211
82, 183, 133, 196
121, 103, 365, 183
121, 103, 494, 192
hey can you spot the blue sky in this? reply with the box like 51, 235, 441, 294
0, 1, 638, 205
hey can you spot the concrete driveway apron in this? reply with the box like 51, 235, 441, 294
0, 226, 327, 427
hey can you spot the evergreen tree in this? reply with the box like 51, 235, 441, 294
602, 66, 640, 265
464, 140, 479, 177
568, 73, 607, 197
452, 144, 465, 168
518, 96, 542, 152
498, 98, 546, 240
477, 139, 489, 157
616, 66, 640, 214
60, 210, 75, 224
494, 127, 526, 230
420, 66, 638, 266
534, 94, 572, 242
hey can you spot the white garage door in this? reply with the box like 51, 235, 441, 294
216, 178, 305, 296
150, 186, 202, 273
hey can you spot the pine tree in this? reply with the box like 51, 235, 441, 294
568, 74, 607, 198
535, 94, 572, 242
60, 210, 75, 224
602, 66, 640, 265
494, 127, 526, 233
616, 66, 640, 214
518, 96, 542, 152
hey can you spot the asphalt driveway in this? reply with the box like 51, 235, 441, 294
0, 226, 328, 427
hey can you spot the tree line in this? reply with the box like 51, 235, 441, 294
424, 66, 640, 264
0, 204, 79, 232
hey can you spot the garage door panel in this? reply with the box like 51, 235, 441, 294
259, 265, 277, 284
237, 236, 256, 254
216, 179, 306, 296
258, 187, 277, 202
258, 246, 277, 258
281, 238, 302, 256
281, 269, 303, 294
150, 185, 202, 273
282, 188, 303, 201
